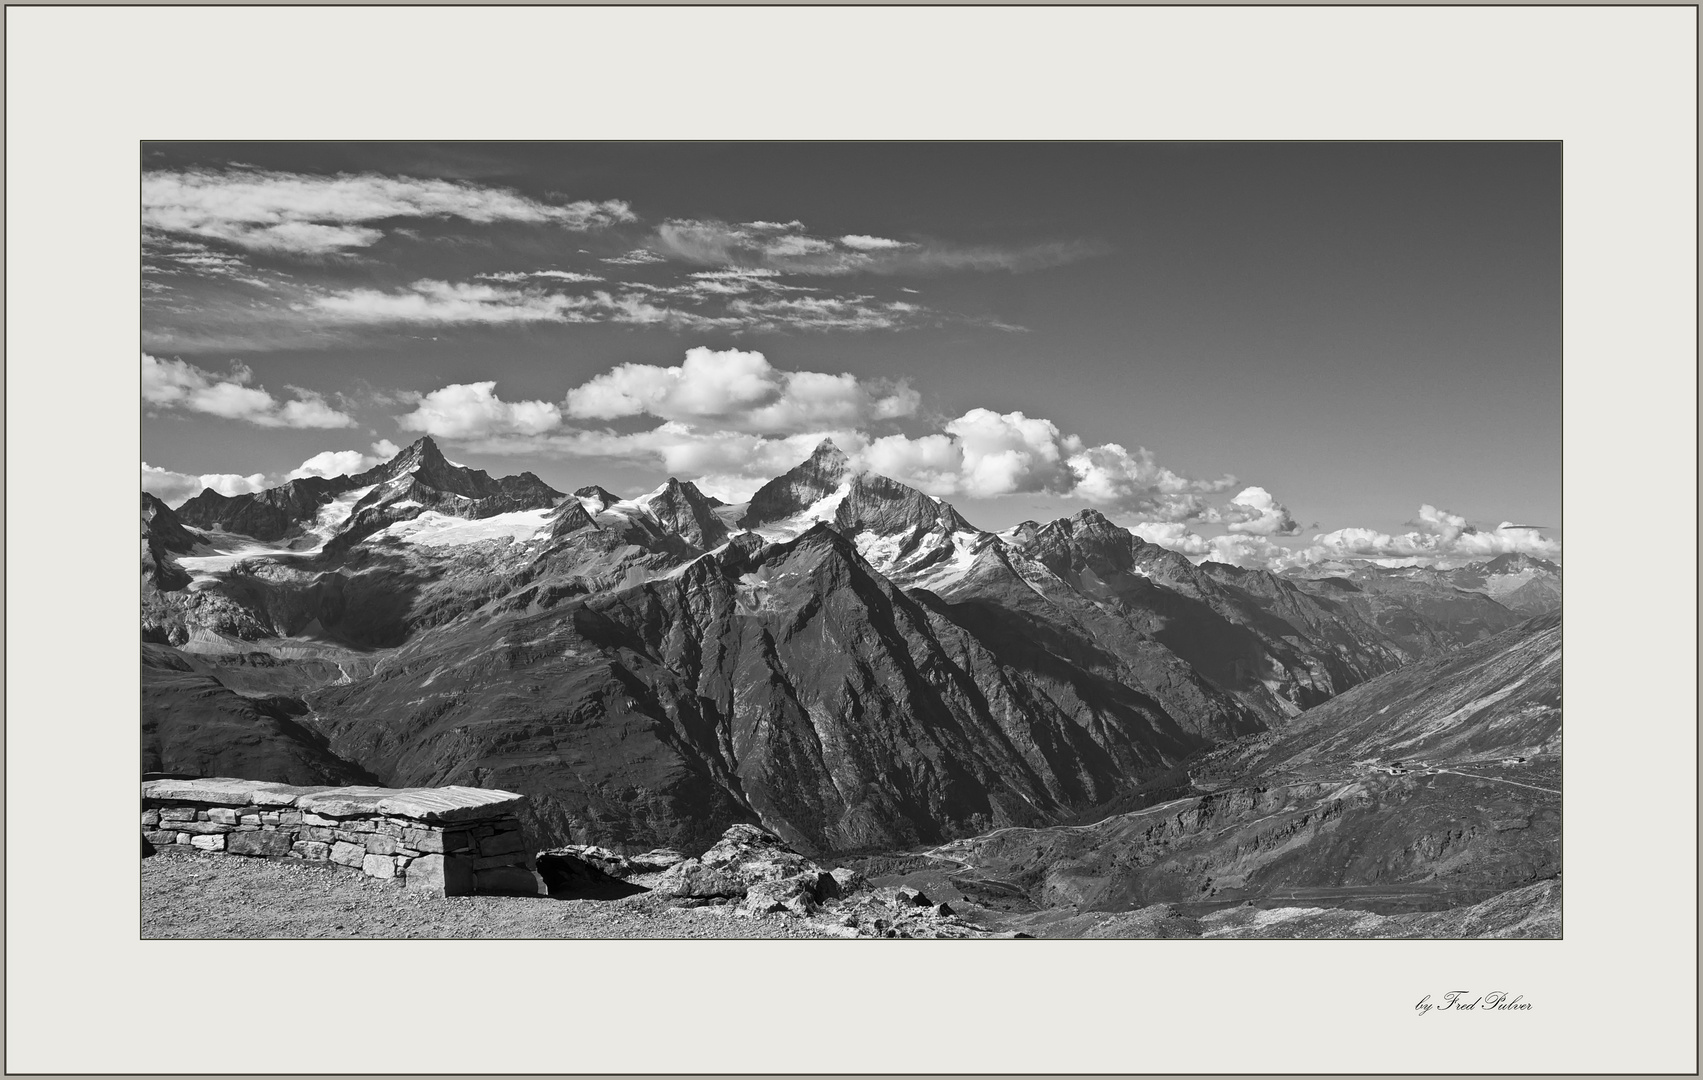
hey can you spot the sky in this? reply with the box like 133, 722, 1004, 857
141, 142, 1561, 569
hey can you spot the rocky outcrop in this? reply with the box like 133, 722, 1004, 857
650, 824, 841, 915
141, 778, 541, 896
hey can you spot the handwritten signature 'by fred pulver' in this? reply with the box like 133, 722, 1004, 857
1417, 991, 1532, 1015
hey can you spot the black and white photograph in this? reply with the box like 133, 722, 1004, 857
6, 5, 1696, 1075
139, 141, 1563, 941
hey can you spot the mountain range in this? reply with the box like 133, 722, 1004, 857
142, 436, 1560, 860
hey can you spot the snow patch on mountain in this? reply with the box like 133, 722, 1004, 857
307, 484, 377, 541
376, 508, 555, 548
746, 482, 852, 542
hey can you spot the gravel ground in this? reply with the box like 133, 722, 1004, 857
142, 847, 839, 938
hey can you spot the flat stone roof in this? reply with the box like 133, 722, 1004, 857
141, 778, 524, 823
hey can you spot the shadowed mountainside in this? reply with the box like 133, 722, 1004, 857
142, 438, 1558, 868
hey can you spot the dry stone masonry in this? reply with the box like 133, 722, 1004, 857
141, 778, 540, 897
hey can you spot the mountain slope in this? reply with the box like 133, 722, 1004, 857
141, 440, 1560, 865
928, 611, 1561, 919
142, 644, 376, 785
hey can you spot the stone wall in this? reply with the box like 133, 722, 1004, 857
142, 778, 541, 897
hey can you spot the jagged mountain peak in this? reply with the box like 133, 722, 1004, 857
382, 434, 448, 472
657, 476, 723, 507
573, 485, 621, 513
739, 440, 857, 529
837, 472, 965, 534
643, 477, 730, 550
547, 497, 599, 537
808, 437, 850, 463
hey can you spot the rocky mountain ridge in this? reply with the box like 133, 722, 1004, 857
142, 437, 1560, 858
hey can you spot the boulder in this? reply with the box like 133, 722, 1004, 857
894, 885, 930, 908
543, 845, 633, 878
362, 853, 398, 879
739, 875, 822, 917
830, 866, 866, 894
651, 824, 838, 905
329, 841, 366, 868
629, 848, 688, 873
650, 859, 748, 899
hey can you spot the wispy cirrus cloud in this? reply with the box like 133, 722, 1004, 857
142, 235, 284, 290
296, 278, 947, 334
647, 217, 1106, 276
839, 234, 917, 251
300, 279, 746, 331
142, 167, 634, 255
142, 353, 355, 428
601, 249, 668, 266
475, 269, 606, 284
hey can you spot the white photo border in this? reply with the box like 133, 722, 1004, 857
4, 4, 1695, 1075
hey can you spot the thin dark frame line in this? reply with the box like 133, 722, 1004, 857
134, 140, 1574, 950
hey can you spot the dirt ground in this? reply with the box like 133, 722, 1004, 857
141, 847, 838, 939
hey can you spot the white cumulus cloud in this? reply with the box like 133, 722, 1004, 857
839, 234, 916, 251
1308, 506, 1561, 563
287, 450, 375, 480
396, 382, 563, 440
142, 353, 355, 429
1203, 486, 1301, 535
143, 462, 270, 506
564, 347, 918, 434
854, 409, 1233, 517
